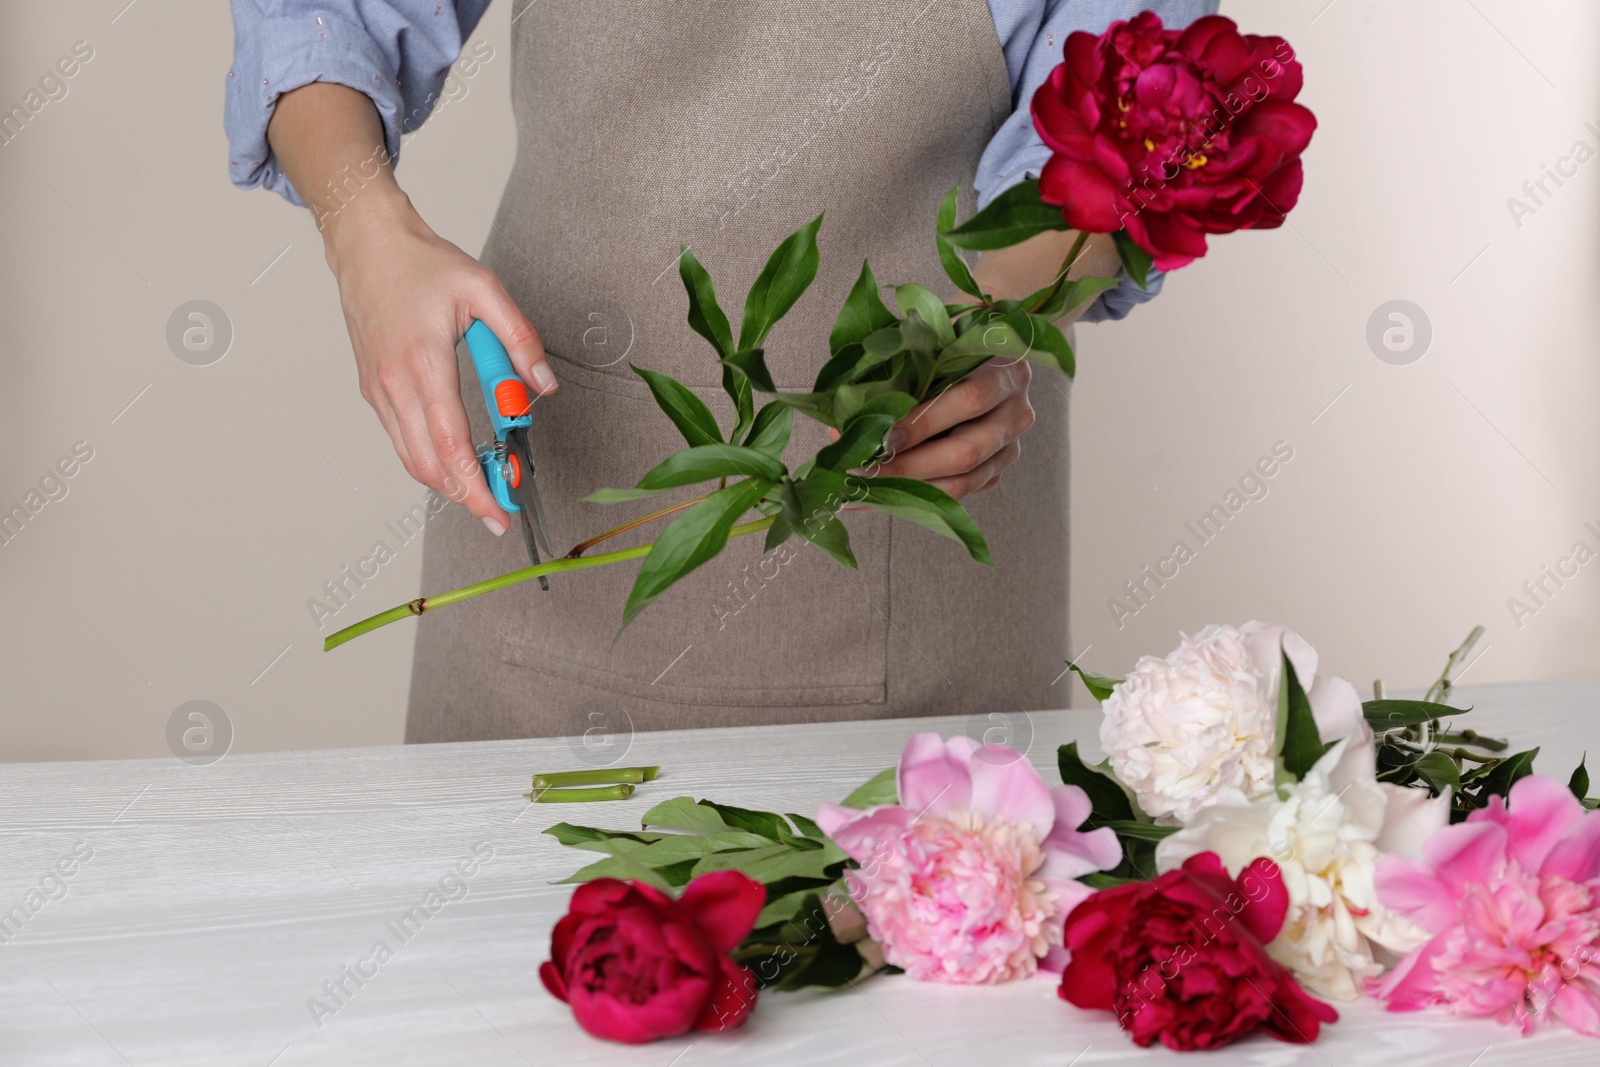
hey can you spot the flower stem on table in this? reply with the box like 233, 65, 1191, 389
527, 783, 636, 803
533, 766, 659, 789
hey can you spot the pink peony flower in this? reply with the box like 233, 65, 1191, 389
1371, 774, 1600, 1035
816, 734, 1122, 984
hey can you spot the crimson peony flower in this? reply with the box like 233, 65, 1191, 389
540, 871, 763, 1044
1032, 13, 1317, 270
1059, 852, 1337, 1050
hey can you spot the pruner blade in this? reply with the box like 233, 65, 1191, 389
506, 426, 554, 590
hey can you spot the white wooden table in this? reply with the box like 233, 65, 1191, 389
3, 680, 1598, 1066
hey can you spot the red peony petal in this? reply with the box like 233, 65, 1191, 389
677, 871, 766, 954
1059, 885, 1141, 1011
1262, 972, 1339, 1044
1038, 156, 1126, 233
567, 878, 637, 916
1031, 67, 1095, 159
695, 957, 760, 1032
1250, 159, 1306, 226
1233, 100, 1317, 158
1177, 17, 1250, 83
1236, 857, 1290, 943
539, 959, 569, 1003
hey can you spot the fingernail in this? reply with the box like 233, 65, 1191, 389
482, 515, 507, 537
531, 363, 558, 394
885, 429, 907, 453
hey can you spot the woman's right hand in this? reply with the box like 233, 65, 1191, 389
267, 81, 556, 536
323, 190, 556, 535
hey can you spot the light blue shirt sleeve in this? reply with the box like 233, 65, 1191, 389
980, 0, 1221, 321
225, 0, 491, 206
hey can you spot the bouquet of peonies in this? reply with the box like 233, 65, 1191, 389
541, 620, 1600, 1050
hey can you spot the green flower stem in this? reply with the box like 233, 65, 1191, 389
526, 783, 636, 803
322, 517, 776, 652
532, 766, 659, 789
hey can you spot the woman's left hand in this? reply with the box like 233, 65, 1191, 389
867, 358, 1035, 500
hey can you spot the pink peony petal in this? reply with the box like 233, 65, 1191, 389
813, 802, 910, 865
1040, 788, 1123, 880
1554, 983, 1600, 1037
1368, 933, 1447, 1011
1544, 804, 1600, 882
1478, 774, 1587, 868
896, 733, 973, 818
677, 871, 765, 954
967, 749, 1056, 836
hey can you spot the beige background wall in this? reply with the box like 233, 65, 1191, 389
1, 0, 1595, 761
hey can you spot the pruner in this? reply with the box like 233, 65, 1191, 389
465, 320, 555, 589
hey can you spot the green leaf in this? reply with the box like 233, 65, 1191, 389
894, 285, 955, 348
678, 246, 735, 358
1067, 662, 1121, 703
620, 479, 772, 631
724, 348, 776, 393
941, 180, 1071, 251
1112, 230, 1154, 290
853, 476, 991, 565
1099, 819, 1179, 843
641, 796, 738, 834
631, 365, 724, 447
1057, 743, 1136, 830
829, 261, 898, 355
693, 801, 807, 843
930, 316, 1031, 383
634, 445, 786, 492
816, 415, 895, 473
543, 823, 671, 849
1572, 755, 1590, 802
559, 853, 676, 889
786, 813, 824, 838
935, 184, 986, 299
1023, 273, 1119, 321
724, 365, 755, 444
781, 475, 856, 568
1277, 650, 1326, 780
814, 344, 865, 392
742, 402, 793, 458
739, 214, 823, 352
691, 843, 845, 883
1413, 751, 1461, 795
1363, 699, 1472, 730
840, 766, 897, 808
1473, 748, 1540, 806
1002, 312, 1075, 378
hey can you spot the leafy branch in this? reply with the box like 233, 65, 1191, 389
326, 182, 1121, 650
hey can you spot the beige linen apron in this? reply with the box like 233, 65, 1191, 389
406, 0, 1074, 741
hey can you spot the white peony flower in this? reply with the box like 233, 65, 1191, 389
1153, 726, 1451, 1001
1099, 621, 1362, 824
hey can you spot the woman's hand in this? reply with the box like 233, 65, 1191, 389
864, 229, 1120, 499
869, 359, 1034, 499
268, 82, 556, 535
324, 196, 555, 534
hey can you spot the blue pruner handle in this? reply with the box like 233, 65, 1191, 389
465, 320, 533, 440
465, 320, 530, 514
